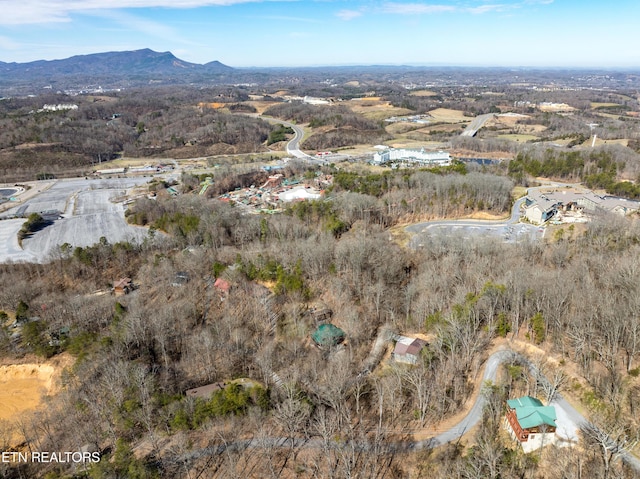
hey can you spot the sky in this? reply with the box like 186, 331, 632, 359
0, 0, 639, 68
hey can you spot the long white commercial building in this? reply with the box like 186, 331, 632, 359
373, 148, 451, 166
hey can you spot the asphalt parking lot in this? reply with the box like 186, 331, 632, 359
407, 220, 544, 249
0, 177, 151, 263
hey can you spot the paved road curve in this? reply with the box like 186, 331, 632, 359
405, 189, 545, 247
461, 113, 495, 137
176, 347, 640, 473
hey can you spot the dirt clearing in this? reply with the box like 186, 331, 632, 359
0, 354, 71, 422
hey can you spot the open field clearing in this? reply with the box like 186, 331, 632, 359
0, 355, 70, 422
591, 102, 622, 109
0, 364, 57, 421
519, 124, 548, 134
497, 134, 540, 142
402, 131, 432, 142
385, 122, 426, 135
245, 100, 281, 114
427, 108, 469, 122
348, 99, 413, 120
409, 89, 438, 96
413, 123, 467, 134
0, 355, 72, 444
580, 137, 629, 147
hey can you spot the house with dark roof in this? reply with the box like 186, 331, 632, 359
392, 336, 427, 365
505, 395, 557, 452
186, 382, 227, 399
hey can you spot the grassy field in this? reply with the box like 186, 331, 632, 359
580, 137, 629, 147
348, 98, 413, 121
590, 102, 621, 109
409, 89, 438, 97
427, 108, 469, 123
511, 186, 528, 200
497, 134, 540, 142
360, 107, 415, 122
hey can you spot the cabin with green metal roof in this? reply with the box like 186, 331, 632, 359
311, 323, 345, 349
505, 395, 557, 453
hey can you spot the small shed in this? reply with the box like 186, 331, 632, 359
310, 308, 333, 323
311, 323, 345, 348
392, 336, 427, 365
113, 278, 133, 296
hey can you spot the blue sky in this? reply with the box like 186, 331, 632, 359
1, 0, 639, 68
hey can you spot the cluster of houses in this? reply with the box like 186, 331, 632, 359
218, 173, 331, 213
524, 188, 640, 225
388, 333, 573, 453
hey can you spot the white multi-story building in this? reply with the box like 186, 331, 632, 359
372, 148, 451, 167
41, 104, 78, 111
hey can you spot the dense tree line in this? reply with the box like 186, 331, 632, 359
2, 164, 639, 477
0, 89, 276, 181
508, 146, 640, 198
3, 81, 640, 477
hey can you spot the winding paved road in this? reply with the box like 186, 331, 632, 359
260, 115, 327, 165
404, 187, 551, 247
405, 195, 542, 246
461, 113, 495, 137
177, 347, 640, 472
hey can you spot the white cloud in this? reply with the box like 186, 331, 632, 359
0, 0, 264, 25
381, 0, 553, 16
467, 4, 508, 14
91, 9, 192, 44
382, 3, 456, 15
260, 15, 323, 23
336, 9, 363, 21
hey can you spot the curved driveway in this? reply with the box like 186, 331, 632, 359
179, 348, 640, 473
406, 195, 542, 246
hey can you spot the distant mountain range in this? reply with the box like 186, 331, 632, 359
0, 49, 235, 93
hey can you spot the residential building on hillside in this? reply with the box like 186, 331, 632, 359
311, 323, 345, 349
504, 395, 557, 453
392, 336, 427, 365
113, 278, 133, 296
524, 189, 640, 224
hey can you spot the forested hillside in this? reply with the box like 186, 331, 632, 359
1, 162, 639, 478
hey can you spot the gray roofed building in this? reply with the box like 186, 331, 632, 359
524, 188, 640, 224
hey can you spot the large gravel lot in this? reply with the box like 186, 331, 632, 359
0, 177, 152, 263
407, 220, 544, 248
